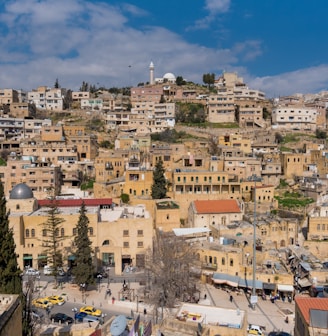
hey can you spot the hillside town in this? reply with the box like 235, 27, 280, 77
1, 65, 328, 336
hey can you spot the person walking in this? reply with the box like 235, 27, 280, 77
230, 295, 233, 303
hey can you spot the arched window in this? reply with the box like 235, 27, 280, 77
25, 229, 30, 238
214, 257, 217, 264
73, 228, 77, 235
55, 228, 59, 237
42, 229, 47, 237
89, 227, 94, 236
61, 228, 65, 237
102, 240, 109, 246
230, 258, 234, 267
16, 204, 20, 210
221, 257, 225, 265
31, 229, 35, 237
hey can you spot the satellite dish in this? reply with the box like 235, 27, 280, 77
110, 315, 127, 336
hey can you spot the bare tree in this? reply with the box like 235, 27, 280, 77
208, 135, 219, 156
144, 230, 200, 320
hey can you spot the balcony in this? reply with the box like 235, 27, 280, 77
201, 263, 217, 271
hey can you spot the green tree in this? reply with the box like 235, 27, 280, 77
72, 202, 94, 287
42, 197, 65, 285
120, 193, 130, 204
176, 76, 186, 86
0, 181, 22, 294
151, 158, 167, 199
54, 78, 60, 88
202, 73, 215, 89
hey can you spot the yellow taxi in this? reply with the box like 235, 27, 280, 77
80, 306, 102, 317
46, 295, 65, 306
32, 298, 53, 309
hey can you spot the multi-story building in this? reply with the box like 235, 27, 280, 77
28, 86, 65, 111
272, 106, 317, 131
280, 152, 312, 179
0, 89, 19, 105
81, 98, 103, 110
8, 184, 153, 275
0, 156, 62, 198
207, 92, 235, 123
9, 102, 36, 119
130, 86, 163, 105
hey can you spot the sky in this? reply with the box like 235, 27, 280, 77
0, 0, 328, 98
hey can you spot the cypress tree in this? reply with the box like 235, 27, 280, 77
42, 197, 65, 286
0, 181, 22, 294
151, 158, 167, 199
72, 202, 94, 287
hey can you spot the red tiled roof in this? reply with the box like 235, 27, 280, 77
295, 296, 328, 324
193, 200, 241, 214
38, 198, 112, 207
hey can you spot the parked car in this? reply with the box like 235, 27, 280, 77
25, 268, 40, 276
32, 298, 53, 309
43, 265, 54, 275
74, 312, 104, 324
50, 313, 74, 324
46, 295, 65, 306
80, 306, 102, 317
268, 332, 291, 336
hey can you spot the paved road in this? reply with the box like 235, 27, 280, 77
29, 275, 295, 335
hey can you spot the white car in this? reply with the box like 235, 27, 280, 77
25, 268, 40, 276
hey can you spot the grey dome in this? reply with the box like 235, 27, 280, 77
10, 183, 34, 199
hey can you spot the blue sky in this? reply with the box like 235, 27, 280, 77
0, 0, 327, 97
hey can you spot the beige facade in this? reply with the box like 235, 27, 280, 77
9, 102, 36, 119
272, 106, 317, 131
0, 295, 22, 336
154, 200, 181, 231
8, 195, 153, 275
130, 86, 164, 105
308, 205, 328, 241
0, 89, 19, 105
207, 93, 235, 123
218, 133, 252, 154
280, 152, 312, 179
0, 157, 62, 198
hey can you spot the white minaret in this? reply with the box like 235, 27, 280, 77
149, 61, 154, 85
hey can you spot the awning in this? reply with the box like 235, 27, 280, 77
238, 278, 263, 289
38, 255, 47, 259
23, 255, 32, 260
263, 283, 276, 291
277, 284, 294, 292
212, 273, 240, 287
297, 277, 312, 288
300, 262, 312, 272
68, 255, 76, 261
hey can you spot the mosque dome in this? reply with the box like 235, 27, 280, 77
163, 73, 176, 81
9, 183, 34, 199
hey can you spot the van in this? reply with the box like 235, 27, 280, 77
43, 265, 54, 275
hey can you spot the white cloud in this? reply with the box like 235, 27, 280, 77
205, 0, 231, 14
0, 0, 327, 98
249, 65, 328, 97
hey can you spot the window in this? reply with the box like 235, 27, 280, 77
123, 230, 129, 237
26, 229, 30, 237
230, 259, 234, 267
89, 227, 94, 235
61, 228, 65, 237
31, 229, 35, 237
102, 240, 109, 246
123, 242, 129, 248
42, 229, 47, 237
55, 228, 59, 237
221, 257, 225, 265
73, 228, 77, 235
137, 230, 143, 237
137, 241, 144, 248
317, 224, 321, 231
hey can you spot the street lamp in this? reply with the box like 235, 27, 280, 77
248, 174, 262, 309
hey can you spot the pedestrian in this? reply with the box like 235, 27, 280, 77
112, 297, 115, 304
230, 295, 233, 302
204, 294, 207, 300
